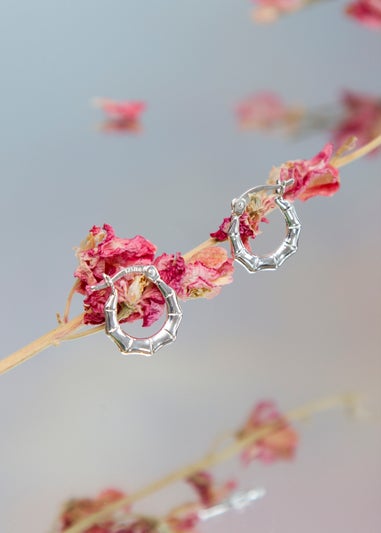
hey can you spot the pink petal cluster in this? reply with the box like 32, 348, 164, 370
238, 401, 298, 465
180, 247, 234, 299
251, 0, 305, 23
345, 0, 381, 28
269, 143, 340, 201
237, 92, 288, 128
95, 98, 146, 133
186, 471, 236, 507
333, 91, 381, 152
60, 489, 126, 532
165, 511, 200, 533
210, 196, 272, 248
74, 225, 234, 326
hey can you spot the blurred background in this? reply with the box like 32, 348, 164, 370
0, 1, 380, 532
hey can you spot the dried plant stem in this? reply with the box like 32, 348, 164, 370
0, 314, 84, 376
0, 239, 218, 376
333, 134, 381, 167
63, 393, 355, 533
1, 135, 380, 377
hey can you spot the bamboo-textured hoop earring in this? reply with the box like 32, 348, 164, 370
90, 265, 183, 356
227, 179, 301, 273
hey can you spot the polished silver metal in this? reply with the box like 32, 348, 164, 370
198, 488, 266, 521
227, 178, 301, 273
90, 265, 183, 356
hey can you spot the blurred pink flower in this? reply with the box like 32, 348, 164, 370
165, 506, 200, 533
94, 98, 146, 133
60, 489, 126, 532
237, 91, 305, 135
333, 91, 381, 152
180, 247, 234, 299
251, 0, 305, 23
186, 471, 236, 507
238, 401, 298, 465
345, 0, 381, 28
269, 143, 340, 201
237, 92, 287, 128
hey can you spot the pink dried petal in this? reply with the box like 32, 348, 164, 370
60, 488, 126, 532
96, 99, 146, 120
333, 90, 381, 152
345, 0, 381, 28
166, 506, 201, 533
239, 401, 298, 465
270, 143, 340, 202
210, 213, 256, 246
180, 247, 234, 299
251, 1, 305, 24
237, 92, 287, 127
186, 471, 236, 507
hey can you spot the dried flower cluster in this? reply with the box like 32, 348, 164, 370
74, 225, 233, 326
57, 402, 296, 533
94, 99, 146, 133
249, 0, 381, 28
236, 90, 381, 156
211, 144, 340, 247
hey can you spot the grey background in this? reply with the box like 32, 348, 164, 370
0, 1, 380, 532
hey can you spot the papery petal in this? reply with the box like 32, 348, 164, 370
333, 90, 381, 152
271, 144, 340, 202
346, 0, 381, 28
180, 247, 234, 299
238, 401, 298, 466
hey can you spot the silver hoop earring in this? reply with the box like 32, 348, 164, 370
227, 179, 301, 273
90, 265, 183, 356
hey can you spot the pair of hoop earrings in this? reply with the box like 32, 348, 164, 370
91, 179, 301, 356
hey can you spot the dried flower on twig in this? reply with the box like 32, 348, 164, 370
186, 471, 236, 507
236, 92, 304, 134
238, 401, 298, 464
60, 489, 127, 531
332, 91, 381, 152
268, 143, 340, 201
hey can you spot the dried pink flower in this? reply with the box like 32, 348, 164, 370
94, 98, 146, 133
60, 488, 126, 532
345, 0, 381, 28
210, 195, 272, 248
165, 508, 200, 533
269, 143, 340, 201
180, 247, 234, 299
251, 0, 305, 23
237, 92, 288, 128
238, 401, 298, 465
333, 91, 381, 152
74, 225, 186, 327
186, 471, 236, 507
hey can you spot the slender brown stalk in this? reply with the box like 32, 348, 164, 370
63, 394, 355, 533
1, 134, 380, 377
0, 314, 84, 375
333, 134, 381, 167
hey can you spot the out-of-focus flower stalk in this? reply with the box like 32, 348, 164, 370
61, 393, 357, 533
1, 135, 380, 376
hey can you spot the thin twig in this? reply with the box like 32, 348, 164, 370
63, 394, 355, 533
0, 314, 85, 376
1, 134, 380, 376
333, 134, 381, 167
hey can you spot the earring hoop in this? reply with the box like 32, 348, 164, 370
227, 179, 301, 273
90, 265, 183, 356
